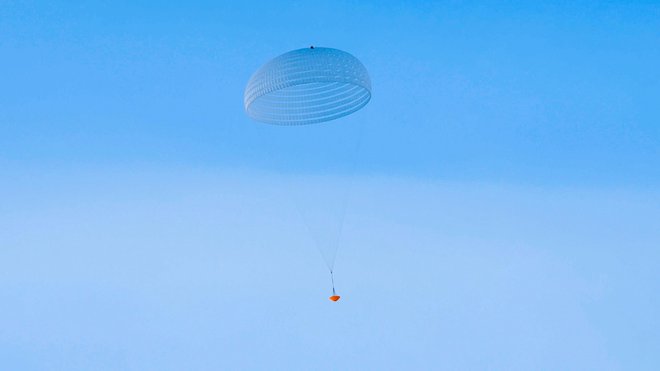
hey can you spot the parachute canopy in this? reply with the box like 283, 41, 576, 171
244, 47, 371, 125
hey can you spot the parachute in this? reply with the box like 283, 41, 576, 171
244, 47, 371, 125
244, 46, 371, 301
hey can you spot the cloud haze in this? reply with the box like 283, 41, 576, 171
2, 168, 658, 369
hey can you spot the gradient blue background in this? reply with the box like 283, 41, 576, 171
2, 1, 659, 370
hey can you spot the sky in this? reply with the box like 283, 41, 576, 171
1, 1, 659, 370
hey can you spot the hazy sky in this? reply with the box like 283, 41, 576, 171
2, 1, 659, 370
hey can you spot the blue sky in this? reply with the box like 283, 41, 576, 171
1, 1, 659, 370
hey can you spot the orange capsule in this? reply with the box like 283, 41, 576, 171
329, 295, 341, 302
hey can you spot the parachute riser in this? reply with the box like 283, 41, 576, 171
330, 270, 336, 296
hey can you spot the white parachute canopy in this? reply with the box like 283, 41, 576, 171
244, 47, 371, 125
244, 46, 371, 282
